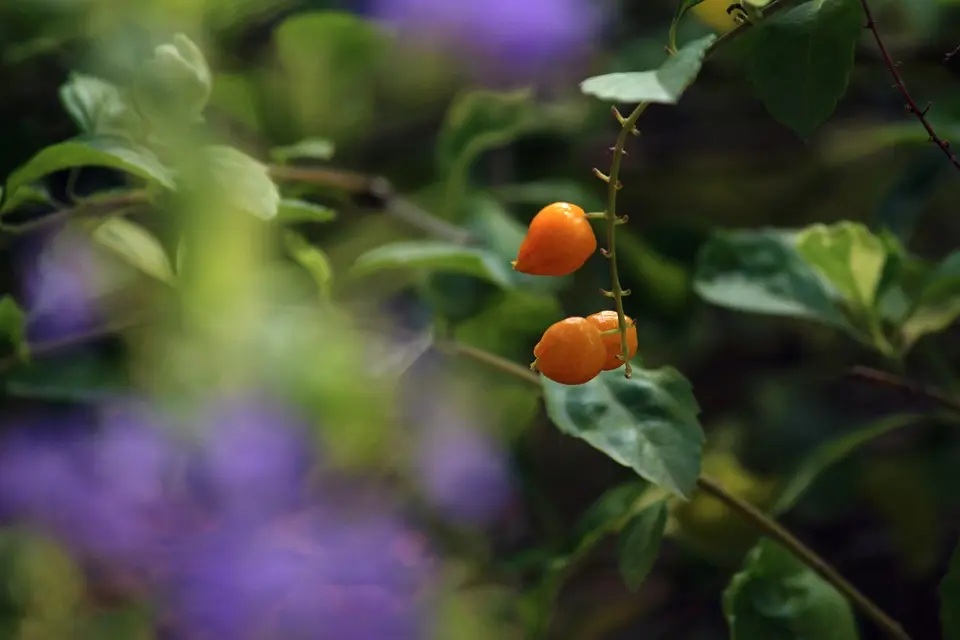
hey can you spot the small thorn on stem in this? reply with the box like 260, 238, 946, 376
600, 289, 615, 298
592, 168, 611, 183
621, 288, 632, 296
615, 215, 629, 225
600, 247, 611, 258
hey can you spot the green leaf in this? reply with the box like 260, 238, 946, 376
59, 73, 138, 136
202, 145, 280, 220
284, 230, 333, 299
900, 251, 960, 349
579, 35, 716, 104
772, 413, 924, 516
5, 353, 126, 402
276, 198, 337, 224
943, 540, 960, 640
542, 366, 704, 499
491, 180, 605, 213
0, 297, 28, 362
745, 0, 863, 139
437, 89, 539, 177
350, 241, 514, 288
795, 222, 888, 310
618, 500, 668, 592
91, 217, 174, 284
2, 136, 174, 211
694, 229, 854, 332
270, 138, 335, 163
724, 539, 860, 640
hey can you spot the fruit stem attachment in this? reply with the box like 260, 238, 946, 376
603, 102, 649, 378
695, 475, 912, 640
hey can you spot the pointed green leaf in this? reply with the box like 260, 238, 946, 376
3, 136, 174, 211
694, 229, 853, 332
942, 540, 960, 640
350, 241, 514, 288
772, 413, 924, 516
580, 35, 716, 104
724, 539, 860, 640
900, 251, 960, 349
795, 222, 888, 310
276, 198, 336, 224
91, 217, 174, 284
437, 89, 538, 176
745, 0, 863, 139
203, 145, 280, 220
59, 73, 139, 136
284, 231, 334, 299
618, 500, 668, 592
542, 366, 704, 499
270, 138, 335, 163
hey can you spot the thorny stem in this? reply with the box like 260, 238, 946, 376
696, 476, 912, 640
601, 102, 649, 379
859, 0, 960, 173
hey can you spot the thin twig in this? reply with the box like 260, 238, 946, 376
847, 365, 960, 413
859, 0, 960, 172
696, 476, 911, 640
268, 165, 473, 244
0, 191, 149, 236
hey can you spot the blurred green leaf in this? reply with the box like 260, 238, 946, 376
284, 230, 334, 299
490, 180, 605, 213
900, 251, 960, 350
618, 499, 668, 592
795, 222, 887, 311
351, 241, 514, 288
454, 288, 562, 354
772, 413, 924, 516
573, 481, 650, 542
271, 137, 336, 163
943, 540, 960, 640
210, 72, 261, 131
276, 198, 337, 224
542, 366, 704, 499
5, 353, 126, 402
273, 12, 386, 140
133, 33, 212, 126
724, 539, 859, 639
437, 89, 537, 175
694, 229, 854, 333
0, 297, 27, 362
203, 145, 280, 220
579, 35, 716, 104
59, 73, 138, 136
92, 216, 174, 284
744, 0, 862, 139
2, 136, 174, 211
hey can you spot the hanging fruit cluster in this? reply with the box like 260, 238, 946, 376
512, 202, 637, 386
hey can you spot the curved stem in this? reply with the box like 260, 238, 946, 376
696, 475, 912, 640
603, 103, 649, 378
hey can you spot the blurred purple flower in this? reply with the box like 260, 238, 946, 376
164, 510, 433, 639
188, 396, 313, 524
416, 422, 515, 527
368, 0, 604, 81
21, 229, 117, 343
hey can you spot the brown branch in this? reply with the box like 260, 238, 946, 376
847, 365, 960, 413
859, 0, 960, 173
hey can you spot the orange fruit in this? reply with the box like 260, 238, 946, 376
512, 202, 597, 276
586, 310, 638, 371
533, 317, 606, 386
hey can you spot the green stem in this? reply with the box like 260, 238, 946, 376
604, 102, 649, 378
696, 476, 912, 640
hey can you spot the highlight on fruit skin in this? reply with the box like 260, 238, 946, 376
586, 310, 638, 371
531, 317, 606, 386
512, 202, 597, 277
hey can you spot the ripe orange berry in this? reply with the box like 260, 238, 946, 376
512, 202, 597, 276
586, 310, 638, 371
532, 317, 606, 386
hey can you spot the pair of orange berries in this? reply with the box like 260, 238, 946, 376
511, 202, 638, 386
